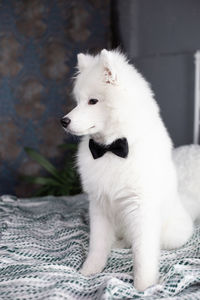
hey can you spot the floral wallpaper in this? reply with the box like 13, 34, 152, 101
0, 0, 110, 196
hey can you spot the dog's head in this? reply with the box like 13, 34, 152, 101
61, 49, 126, 137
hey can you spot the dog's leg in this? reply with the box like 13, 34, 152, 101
161, 204, 193, 250
80, 200, 114, 276
130, 205, 161, 292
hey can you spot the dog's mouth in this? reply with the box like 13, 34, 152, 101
65, 125, 95, 136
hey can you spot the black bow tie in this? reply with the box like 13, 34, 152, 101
89, 138, 129, 159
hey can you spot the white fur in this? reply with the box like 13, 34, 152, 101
62, 49, 200, 291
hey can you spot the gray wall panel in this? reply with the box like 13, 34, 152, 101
134, 54, 194, 146
113, 0, 199, 146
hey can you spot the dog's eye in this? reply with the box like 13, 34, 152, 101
88, 99, 98, 105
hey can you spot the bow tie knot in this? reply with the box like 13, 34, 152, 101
89, 138, 129, 159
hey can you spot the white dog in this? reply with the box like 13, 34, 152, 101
61, 49, 200, 291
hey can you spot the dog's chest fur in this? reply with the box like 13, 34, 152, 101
77, 137, 136, 194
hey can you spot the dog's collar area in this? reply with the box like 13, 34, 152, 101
89, 138, 129, 159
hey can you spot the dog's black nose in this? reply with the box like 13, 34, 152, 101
60, 117, 71, 128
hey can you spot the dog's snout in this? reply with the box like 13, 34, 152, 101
60, 117, 71, 128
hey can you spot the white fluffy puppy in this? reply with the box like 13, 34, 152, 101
61, 49, 197, 291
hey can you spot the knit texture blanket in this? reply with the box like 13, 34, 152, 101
0, 194, 199, 300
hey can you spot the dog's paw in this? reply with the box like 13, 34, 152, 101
134, 276, 157, 292
80, 259, 105, 276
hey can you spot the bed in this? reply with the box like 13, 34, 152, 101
0, 194, 199, 299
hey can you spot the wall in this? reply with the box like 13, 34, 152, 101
0, 0, 110, 196
112, 0, 200, 146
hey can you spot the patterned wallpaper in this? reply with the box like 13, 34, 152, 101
0, 0, 110, 196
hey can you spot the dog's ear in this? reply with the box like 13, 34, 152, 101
100, 49, 117, 85
77, 53, 93, 72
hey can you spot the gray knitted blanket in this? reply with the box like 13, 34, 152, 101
0, 194, 199, 299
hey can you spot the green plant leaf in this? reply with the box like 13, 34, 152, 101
22, 144, 81, 197
34, 186, 50, 197
24, 147, 61, 180
22, 175, 62, 186
58, 143, 77, 151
